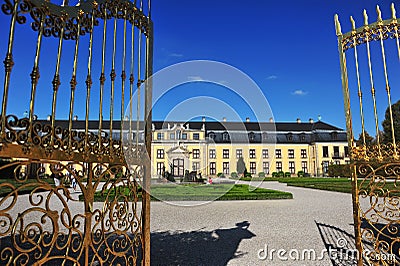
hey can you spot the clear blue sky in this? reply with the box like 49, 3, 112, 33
150, 0, 396, 134
0, 0, 397, 136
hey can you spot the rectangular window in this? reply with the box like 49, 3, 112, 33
223, 149, 229, 159
193, 149, 200, 159
249, 149, 256, 159
262, 149, 269, 159
236, 149, 242, 158
276, 161, 282, 172
209, 149, 216, 159
193, 133, 200, 140
323, 146, 329, 157
289, 161, 295, 174
263, 162, 269, 174
210, 162, 216, 175
157, 149, 164, 159
157, 162, 164, 176
276, 149, 282, 159
250, 162, 256, 175
288, 149, 294, 159
301, 149, 307, 158
333, 146, 339, 157
344, 146, 349, 157
223, 162, 230, 175
170, 133, 175, 140
192, 162, 200, 171
182, 133, 187, 140
157, 133, 164, 140
301, 161, 308, 173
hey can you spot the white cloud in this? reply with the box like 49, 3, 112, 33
292, 89, 308, 96
169, 53, 183, 57
266, 75, 278, 80
187, 76, 204, 81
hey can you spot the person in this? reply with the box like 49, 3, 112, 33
52, 172, 61, 187
208, 177, 213, 185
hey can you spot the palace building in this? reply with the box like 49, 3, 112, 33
151, 118, 349, 178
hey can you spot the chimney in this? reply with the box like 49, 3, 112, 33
246, 117, 250, 122
223, 117, 227, 122
202, 116, 206, 122
296, 118, 301, 124
269, 117, 274, 123
309, 118, 314, 124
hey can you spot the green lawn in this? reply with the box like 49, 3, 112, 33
91, 184, 293, 201
238, 177, 399, 194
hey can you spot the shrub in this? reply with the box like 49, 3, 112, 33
272, 172, 278, 177
328, 164, 351, 177
231, 172, 238, 178
278, 171, 285, 177
217, 172, 225, 178
258, 172, 265, 178
297, 171, 304, 177
284, 172, 291, 177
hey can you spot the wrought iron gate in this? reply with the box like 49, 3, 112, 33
0, 0, 153, 264
336, 4, 400, 266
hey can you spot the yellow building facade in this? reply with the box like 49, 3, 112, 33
151, 119, 349, 178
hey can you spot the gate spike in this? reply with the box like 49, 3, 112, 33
350, 16, 356, 31
376, 5, 383, 22
363, 9, 369, 26
392, 3, 396, 19
334, 14, 342, 36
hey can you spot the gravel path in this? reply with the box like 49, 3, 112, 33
150, 181, 356, 266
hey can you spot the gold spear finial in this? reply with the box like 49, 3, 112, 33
350, 16, 356, 31
392, 3, 397, 19
376, 5, 383, 22
334, 14, 342, 36
363, 9, 369, 26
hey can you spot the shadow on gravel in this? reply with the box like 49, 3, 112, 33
315, 221, 369, 266
149, 221, 255, 266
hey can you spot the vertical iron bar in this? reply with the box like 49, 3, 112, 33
121, 7, 128, 143
1, 0, 20, 139
136, 22, 142, 157
85, 6, 97, 146
350, 17, 367, 151
28, 9, 46, 141
99, 4, 108, 150
335, 15, 363, 266
50, 15, 66, 147
129, 8, 135, 148
377, 6, 397, 158
142, 15, 153, 266
68, 15, 82, 149
109, 6, 118, 148
364, 10, 382, 159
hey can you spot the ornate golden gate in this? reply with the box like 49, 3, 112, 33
336, 4, 400, 266
0, 0, 153, 264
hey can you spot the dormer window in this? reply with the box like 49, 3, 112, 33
249, 132, 255, 142
300, 134, 306, 142
286, 133, 293, 141
331, 132, 338, 140
208, 132, 216, 140
222, 132, 230, 142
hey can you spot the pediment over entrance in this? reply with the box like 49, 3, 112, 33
166, 145, 191, 156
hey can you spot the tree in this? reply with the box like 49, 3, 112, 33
236, 157, 245, 176
355, 131, 374, 146
382, 100, 400, 143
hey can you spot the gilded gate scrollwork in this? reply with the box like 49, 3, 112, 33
0, 0, 153, 264
336, 4, 400, 266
